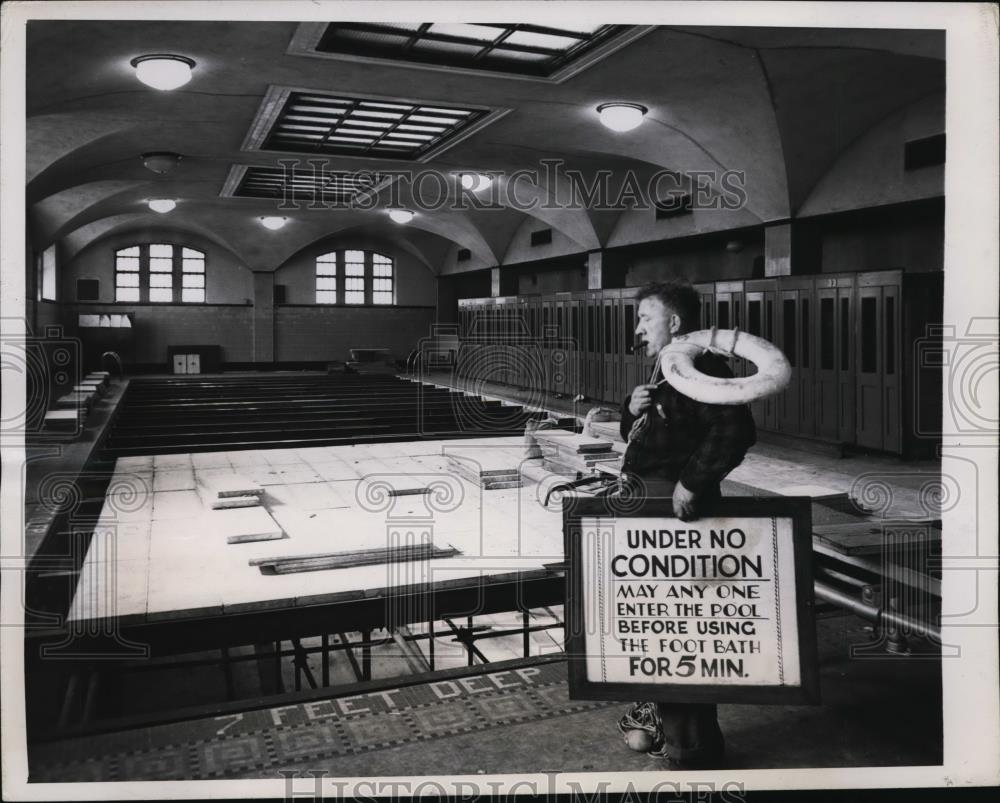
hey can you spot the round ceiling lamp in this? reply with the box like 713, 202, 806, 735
147, 199, 176, 213
141, 152, 183, 175
460, 173, 492, 193
130, 54, 196, 91
259, 216, 288, 230
388, 209, 414, 224
596, 102, 648, 133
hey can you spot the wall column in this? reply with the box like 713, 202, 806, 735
252, 271, 274, 364
764, 222, 821, 276
490, 266, 517, 297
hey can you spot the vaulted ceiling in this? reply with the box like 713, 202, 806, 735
26, 21, 945, 272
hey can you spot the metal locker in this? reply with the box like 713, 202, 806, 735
602, 291, 621, 402
694, 282, 715, 329
584, 290, 603, 401
814, 274, 855, 443
172, 354, 187, 374
620, 288, 646, 395
775, 277, 814, 436
186, 353, 201, 374
744, 279, 778, 431
715, 281, 745, 377
855, 272, 905, 453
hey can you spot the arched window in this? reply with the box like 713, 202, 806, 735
114, 244, 205, 303
314, 250, 394, 305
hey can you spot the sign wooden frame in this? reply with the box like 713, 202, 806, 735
564, 496, 819, 705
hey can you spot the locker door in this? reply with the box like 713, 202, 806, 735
882, 282, 901, 454
815, 286, 840, 440
186, 354, 201, 374
837, 287, 856, 444
553, 299, 569, 395
585, 294, 602, 401
602, 297, 618, 401
855, 285, 884, 450
570, 296, 584, 397
776, 282, 813, 436
695, 283, 715, 329
744, 291, 767, 426
621, 293, 643, 394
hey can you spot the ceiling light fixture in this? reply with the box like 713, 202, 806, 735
460, 173, 492, 193
147, 199, 176, 213
388, 209, 414, 224
260, 216, 288, 230
130, 54, 196, 91
141, 151, 183, 174
596, 102, 648, 132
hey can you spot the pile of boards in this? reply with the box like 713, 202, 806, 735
446, 448, 527, 490
197, 472, 283, 543
531, 430, 621, 477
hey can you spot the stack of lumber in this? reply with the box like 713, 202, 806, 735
532, 430, 620, 477
447, 451, 523, 490
196, 473, 264, 509
250, 542, 460, 574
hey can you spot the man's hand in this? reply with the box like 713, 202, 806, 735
628, 384, 657, 417
672, 482, 697, 521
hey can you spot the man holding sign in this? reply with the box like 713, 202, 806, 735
617, 281, 757, 768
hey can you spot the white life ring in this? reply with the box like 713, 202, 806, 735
658, 328, 791, 405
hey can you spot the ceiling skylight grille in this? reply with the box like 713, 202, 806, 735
234, 165, 384, 202
261, 91, 487, 159
315, 22, 626, 77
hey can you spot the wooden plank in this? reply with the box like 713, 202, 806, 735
250, 543, 459, 574
197, 473, 263, 499
812, 519, 941, 556
212, 505, 286, 544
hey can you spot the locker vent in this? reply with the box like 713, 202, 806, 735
530, 229, 553, 246
904, 134, 945, 171
654, 194, 692, 219
274, 284, 287, 304
76, 279, 99, 301
457, 248, 471, 262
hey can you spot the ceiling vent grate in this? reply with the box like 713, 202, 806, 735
315, 23, 628, 78
233, 165, 384, 203
457, 248, 472, 262
260, 91, 489, 161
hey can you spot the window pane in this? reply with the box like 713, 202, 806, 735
116, 287, 140, 302
150, 257, 172, 272
345, 277, 364, 291
182, 288, 205, 303
182, 248, 204, 259
316, 290, 337, 304
317, 277, 336, 290
150, 273, 173, 288
373, 263, 392, 277
117, 246, 140, 257
344, 291, 364, 304
149, 288, 172, 302
344, 250, 365, 262
149, 243, 173, 258
182, 274, 205, 288
116, 257, 140, 271
116, 273, 140, 288
182, 259, 205, 273
372, 292, 392, 305
345, 262, 364, 276
373, 278, 392, 291
317, 252, 337, 263
317, 263, 337, 276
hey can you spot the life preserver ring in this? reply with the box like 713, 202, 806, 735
658, 328, 791, 405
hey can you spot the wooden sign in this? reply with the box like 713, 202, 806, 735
564, 497, 819, 705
